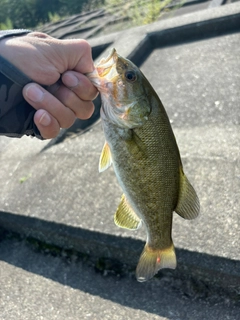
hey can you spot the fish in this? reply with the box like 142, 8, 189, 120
87, 48, 200, 282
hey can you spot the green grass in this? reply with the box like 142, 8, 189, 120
0, 17, 13, 30
104, 0, 179, 26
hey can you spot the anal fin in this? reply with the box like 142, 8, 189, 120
175, 167, 200, 220
114, 194, 142, 230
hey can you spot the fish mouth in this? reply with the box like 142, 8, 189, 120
86, 48, 119, 90
96, 48, 118, 77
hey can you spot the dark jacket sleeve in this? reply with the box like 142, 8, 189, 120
0, 30, 43, 139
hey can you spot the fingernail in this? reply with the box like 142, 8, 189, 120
39, 112, 51, 126
64, 74, 79, 88
26, 84, 44, 102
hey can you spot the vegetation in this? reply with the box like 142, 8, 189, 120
105, 0, 174, 26
0, 0, 178, 31
0, 17, 13, 30
0, 0, 102, 30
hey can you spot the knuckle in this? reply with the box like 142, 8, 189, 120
43, 130, 59, 139
71, 39, 91, 56
27, 31, 50, 39
40, 124, 60, 139
75, 101, 94, 119
79, 39, 91, 52
60, 113, 76, 128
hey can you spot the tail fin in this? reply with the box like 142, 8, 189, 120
136, 243, 176, 282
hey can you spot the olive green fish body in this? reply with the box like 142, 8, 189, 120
102, 92, 179, 251
87, 49, 200, 282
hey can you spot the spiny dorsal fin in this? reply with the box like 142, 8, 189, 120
114, 194, 142, 230
99, 141, 112, 173
175, 167, 200, 220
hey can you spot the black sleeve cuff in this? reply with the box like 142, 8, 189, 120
0, 29, 32, 40
0, 30, 43, 139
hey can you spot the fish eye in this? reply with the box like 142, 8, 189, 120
125, 70, 137, 82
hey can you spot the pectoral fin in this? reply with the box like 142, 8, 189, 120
99, 142, 112, 172
175, 168, 200, 220
114, 194, 142, 230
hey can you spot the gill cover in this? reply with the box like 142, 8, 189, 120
96, 49, 152, 128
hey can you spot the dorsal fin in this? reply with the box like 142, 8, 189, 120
99, 141, 112, 172
175, 167, 200, 220
114, 194, 142, 230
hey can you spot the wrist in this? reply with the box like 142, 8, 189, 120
0, 29, 32, 68
0, 31, 32, 87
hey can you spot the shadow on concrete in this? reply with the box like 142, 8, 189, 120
3, 237, 239, 319
0, 210, 239, 310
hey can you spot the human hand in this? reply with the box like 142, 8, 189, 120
0, 32, 98, 139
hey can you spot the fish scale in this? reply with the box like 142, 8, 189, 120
87, 48, 200, 282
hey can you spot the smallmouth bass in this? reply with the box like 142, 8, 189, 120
87, 48, 200, 282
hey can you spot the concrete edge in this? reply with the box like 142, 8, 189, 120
0, 210, 239, 296
88, 2, 240, 63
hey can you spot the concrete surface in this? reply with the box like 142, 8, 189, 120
0, 237, 239, 320
0, 3, 240, 319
